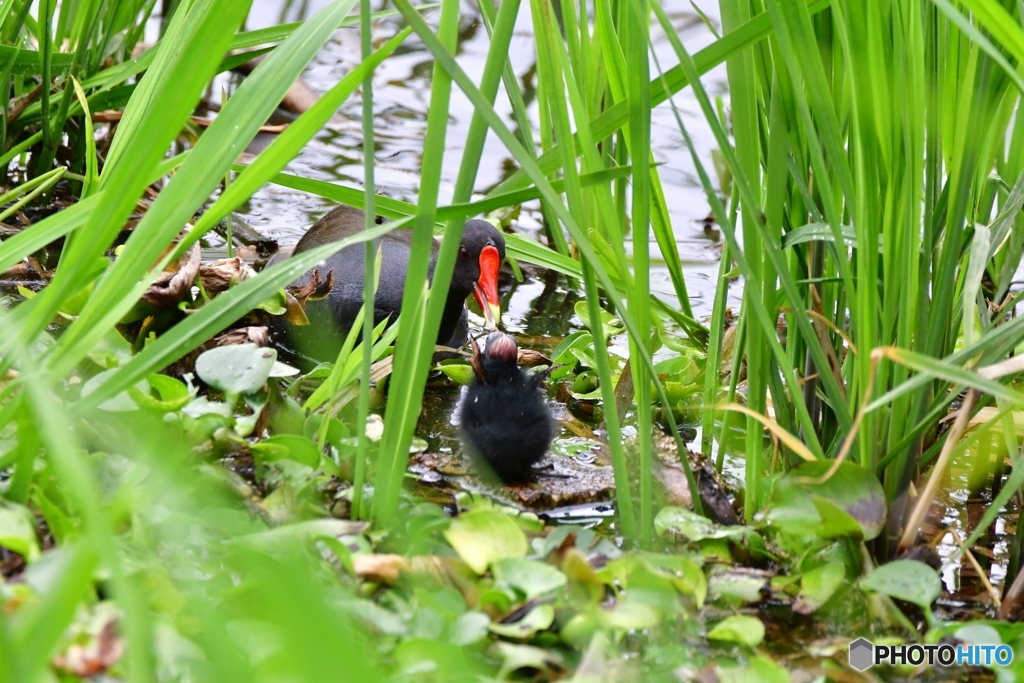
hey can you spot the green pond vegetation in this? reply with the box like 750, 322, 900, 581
3, 0, 1024, 680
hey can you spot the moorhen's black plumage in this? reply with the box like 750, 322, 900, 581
278, 205, 505, 361
458, 331, 556, 483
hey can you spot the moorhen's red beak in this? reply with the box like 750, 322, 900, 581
473, 244, 502, 329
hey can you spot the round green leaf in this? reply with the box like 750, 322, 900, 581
493, 558, 567, 600
449, 612, 491, 646
128, 373, 192, 411
767, 461, 886, 540
794, 560, 846, 615
708, 615, 765, 647
195, 344, 277, 395
859, 560, 941, 609
442, 510, 528, 574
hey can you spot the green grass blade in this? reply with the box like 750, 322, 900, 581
49, 0, 358, 376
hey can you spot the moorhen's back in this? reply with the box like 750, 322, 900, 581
284, 206, 443, 359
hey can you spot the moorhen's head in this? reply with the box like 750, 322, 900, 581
469, 330, 519, 384
452, 220, 505, 329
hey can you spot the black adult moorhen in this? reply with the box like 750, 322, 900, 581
279, 205, 505, 360
458, 331, 556, 483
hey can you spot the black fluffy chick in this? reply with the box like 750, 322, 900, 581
457, 331, 555, 483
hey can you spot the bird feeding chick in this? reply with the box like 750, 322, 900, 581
458, 331, 556, 484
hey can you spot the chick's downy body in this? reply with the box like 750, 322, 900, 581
458, 332, 555, 483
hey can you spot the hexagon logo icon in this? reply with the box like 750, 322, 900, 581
849, 638, 874, 671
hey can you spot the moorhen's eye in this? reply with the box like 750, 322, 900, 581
459, 247, 470, 261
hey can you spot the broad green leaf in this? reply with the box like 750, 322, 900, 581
767, 461, 886, 540
493, 558, 568, 600
859, 560, 941, 610
443, 510, 528, 574
438, 361, 475, 385
128, 374, 192, 412
599, 602, 660, 630
0, 503, 40, 561
707, 615, 765, 647
794, 561, 846, 615
250, 435, 321, 469
654, 506, 747, 542
195, 344, 277, 396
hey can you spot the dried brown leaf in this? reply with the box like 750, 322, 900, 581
199, 257, 255, 294
142, 242, 200, 308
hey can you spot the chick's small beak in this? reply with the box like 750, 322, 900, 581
473, 244, 502, 329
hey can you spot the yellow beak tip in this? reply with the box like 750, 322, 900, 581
487, 303, 502, 329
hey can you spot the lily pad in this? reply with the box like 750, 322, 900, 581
859, 560, 941, 609
767, 461, 886, 540
443, 510, 528, 574
708, 615, 765, 647
955, 623, 1003, 646
268, 361, 300, 378
195, 344, 277, 396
